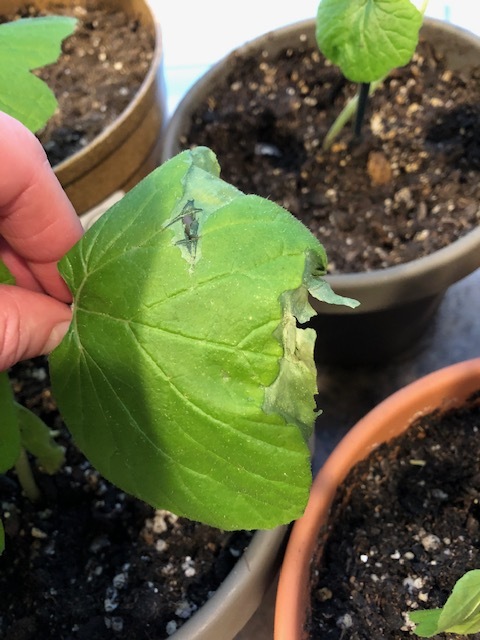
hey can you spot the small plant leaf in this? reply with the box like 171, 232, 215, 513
0, 371, 21, 473
49, 147, 335, 530
0, 266, 20, 473
0, 263, 21, 503
316, 0, 423, 83
16, 404, 65, 474
0, 260, 15, 285
306, 277, 359, 309
0, 16, 77, 132
410, 609, 444, 637
410, 570, 480, 636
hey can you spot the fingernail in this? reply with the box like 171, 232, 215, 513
44, 320, 71, 354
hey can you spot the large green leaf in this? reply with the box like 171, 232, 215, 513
49, 147, 339, 530
0, 16, 77, 132
411, 570, 480, 636
0, 371, 20, 473
316, 0, 423, 83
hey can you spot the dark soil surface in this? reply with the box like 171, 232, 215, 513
181, 34, 480, 274
0, 358, 252, 640
308, 393, 480, 639
1, 4, 155, 167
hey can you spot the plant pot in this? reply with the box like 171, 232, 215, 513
174, 526, 287, 640
161, 18, 480, 366
274, 357, 480, 639
2, 0, 166, 216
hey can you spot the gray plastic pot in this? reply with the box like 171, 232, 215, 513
162, 18, 480, 366
172, 525, 287, 639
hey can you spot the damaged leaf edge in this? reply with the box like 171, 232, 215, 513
263, 249, 357, 440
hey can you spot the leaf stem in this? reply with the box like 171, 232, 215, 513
418, 0, 429, 15
14, 447, 41, 502
322, 91, 358, 150
322, 78, 384, 151
354, 82, 371, 140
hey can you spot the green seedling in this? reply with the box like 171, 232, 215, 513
410, 570, 480, 636
0, 366, 66, 552
315, 0, 426, 148
0, 15, 77, 132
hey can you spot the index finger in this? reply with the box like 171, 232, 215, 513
0, 112, 83, 299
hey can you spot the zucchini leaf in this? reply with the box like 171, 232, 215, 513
50, 147, 342, 530
411, 570, 480, 636
316, 0, 423, 83
0, 16, 77, 132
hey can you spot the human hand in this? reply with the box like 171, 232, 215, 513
0, 112, 84, 371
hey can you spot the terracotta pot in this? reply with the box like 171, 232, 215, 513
3, 0, 166, 215
274, 358, 480, 639
161, 18, 480, 365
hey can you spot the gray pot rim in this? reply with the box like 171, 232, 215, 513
162, 17, 480, 314
172, 525, 288, 639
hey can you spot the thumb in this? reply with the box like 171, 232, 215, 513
0, 285, 72, 371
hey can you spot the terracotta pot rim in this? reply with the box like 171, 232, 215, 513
274, 357, 480, 640
53, 0, 163, 173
